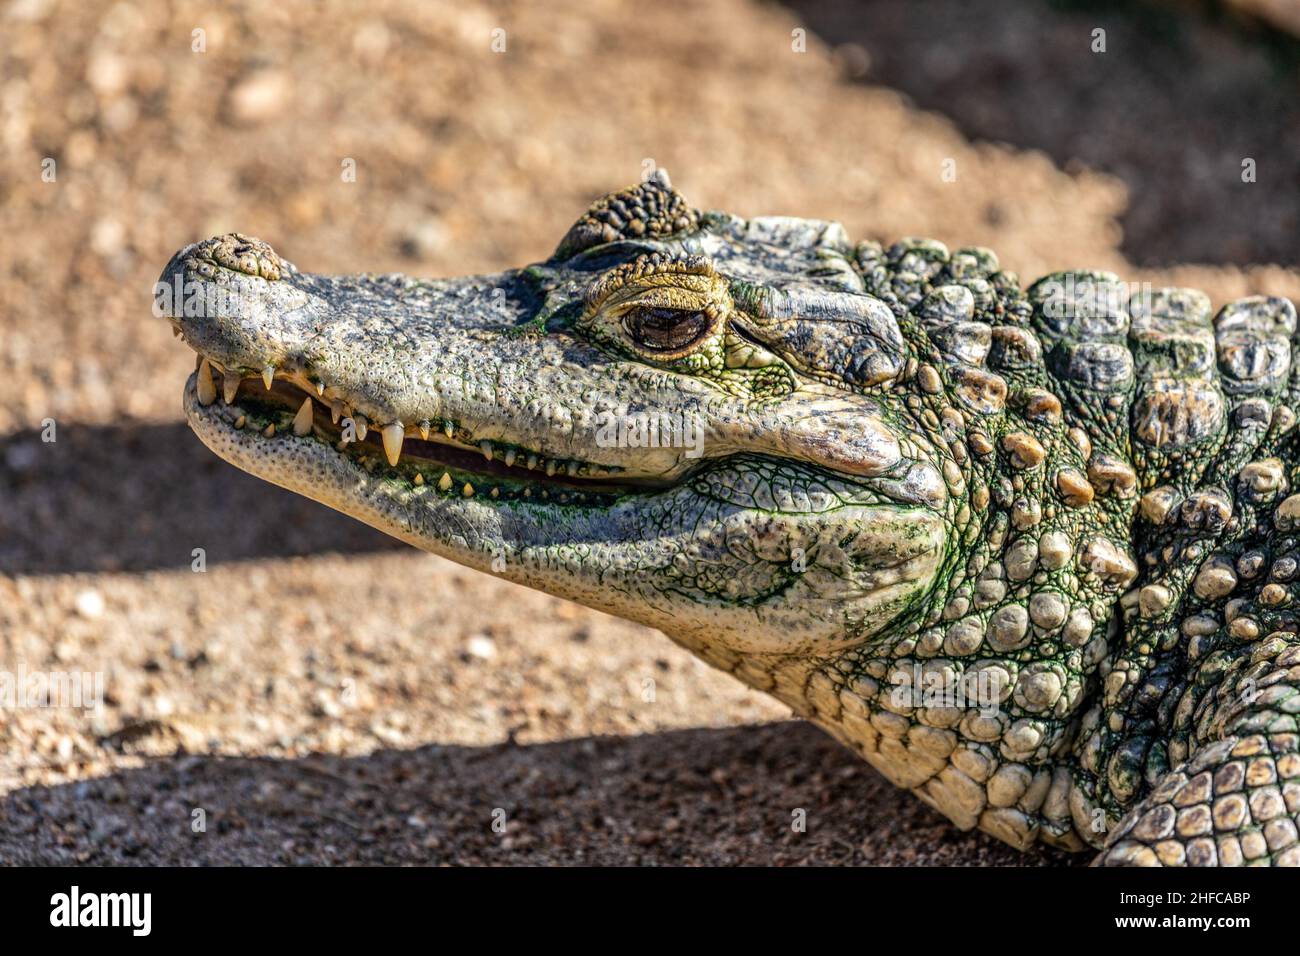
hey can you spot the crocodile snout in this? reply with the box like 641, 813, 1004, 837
155, 233, 319, 377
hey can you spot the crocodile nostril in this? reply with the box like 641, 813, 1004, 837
184, 232, 285, 281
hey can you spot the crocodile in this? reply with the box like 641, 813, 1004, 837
157, 171, 1300, 866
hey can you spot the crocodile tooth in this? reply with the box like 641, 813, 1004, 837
413, 472, 424, 486
545, 460, 557, 477
263, 423, 276, 438
462, 482, 475, 498
527, 454, 539, 470
354, 414, 368, 440
330, 400, 343, 424
503, 448, 517, 468
222, 372, 241, 404
419, 420, 431, 441
381, 423, 405, 466
438, 472, 453, 491
261, 365, 275, 389
196, 358, 217, 405
315, 380, 325, 396
480, 440, 494, 462
566, 461, 579, 477
490, 487, 499, 498
443, 421, 455, 439
293, 396, 314, 436
233, 415, 246, 429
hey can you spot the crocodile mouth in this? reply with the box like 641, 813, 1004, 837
183, 353, 671, 505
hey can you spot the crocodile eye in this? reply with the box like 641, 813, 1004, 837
622, 307, 715, 356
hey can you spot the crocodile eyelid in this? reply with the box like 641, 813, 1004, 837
585, 253, 718, 311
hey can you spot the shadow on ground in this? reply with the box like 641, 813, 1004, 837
0, 721, 1082, 866
0, 422, 402, 575
786, 0, 1300, 267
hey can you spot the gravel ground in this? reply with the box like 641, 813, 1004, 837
1, 0, 1296, 866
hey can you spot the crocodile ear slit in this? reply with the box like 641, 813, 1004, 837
553, 169, 699, 260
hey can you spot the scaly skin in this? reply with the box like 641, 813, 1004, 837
157, 171, 1300, 865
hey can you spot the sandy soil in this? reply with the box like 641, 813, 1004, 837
1, 0, 1296, 865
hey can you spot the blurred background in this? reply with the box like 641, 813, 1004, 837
1, 0, 1297, 864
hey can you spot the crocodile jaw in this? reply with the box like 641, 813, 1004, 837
182, 371, 945, 657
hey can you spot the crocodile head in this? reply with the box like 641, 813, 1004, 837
160, 172, 1300, 863
158, 172, 965, 670
156, 172, 1146, 849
